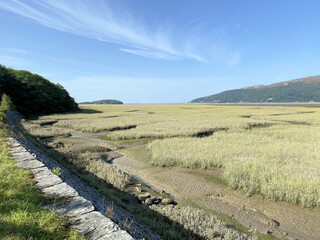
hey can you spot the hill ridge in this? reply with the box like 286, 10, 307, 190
242, 75, 320, 90
80, 99, 123, 104
191, 75, 320, 103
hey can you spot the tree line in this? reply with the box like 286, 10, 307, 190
0, 65, 78, 116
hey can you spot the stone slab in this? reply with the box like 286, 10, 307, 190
73, 211, 132, 240
10, 146, 27, 153
34, 170, 63, 188
30, 166, 49, 174
34, 169, 59, 179
12, 152, 35, 161
47, 196, 94, 216
9, 140, 23, 148
15, 159, 44, 169
97, 231, 134, 240
11, 142, 21, 147
73, 211, 113, 235
42, 182, 78, 198
12, 151, 33, 156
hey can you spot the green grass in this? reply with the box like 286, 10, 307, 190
99, 135, 151, 149
184, 170, 228, 187
122, 145, 152, 165
0, 141, 84, 240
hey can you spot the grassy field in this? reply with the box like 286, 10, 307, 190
23, 104, 320, 209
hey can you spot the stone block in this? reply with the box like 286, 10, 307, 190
34, 170, 63, 188
47, 196, 94, 216
15, 159, 44, 169
42, 182, 78, 198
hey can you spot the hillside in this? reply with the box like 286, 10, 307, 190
191, 75, 320, 103
0, 65, 78, 115
80, 99, 123, 104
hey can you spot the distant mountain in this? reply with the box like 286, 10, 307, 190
80, 99, 123, 104
191, 75, 320, 103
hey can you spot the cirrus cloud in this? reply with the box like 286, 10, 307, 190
0, 0, 205, 61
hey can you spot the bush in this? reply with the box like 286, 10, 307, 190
0, 112, 6, 123
0, 93, 15, 113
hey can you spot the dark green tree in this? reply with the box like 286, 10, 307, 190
0, 65, 78, 116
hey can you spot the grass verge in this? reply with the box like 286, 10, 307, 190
0, 130, 84, 239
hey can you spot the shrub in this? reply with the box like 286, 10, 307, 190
0, 93, 15, 113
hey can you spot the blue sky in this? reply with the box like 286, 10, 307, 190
1, 0, 320, 103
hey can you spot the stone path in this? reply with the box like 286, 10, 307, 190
8, 137, 133, 240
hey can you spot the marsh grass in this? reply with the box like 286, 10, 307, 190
34, 105, 276, 139
18, 110, 263, 240
177, 200, 279, 240
23, 105, 320, 207
148, 124, 320, 207
20, 120, 131, 190
52, 148, 131, 190
63, 143, 110, 154
22, 119, 71, 138
150, 205, 257, 240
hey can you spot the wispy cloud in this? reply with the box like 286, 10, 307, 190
120, 48, 179, 60
0, 47, 127, 74
0, 0, 204, 61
